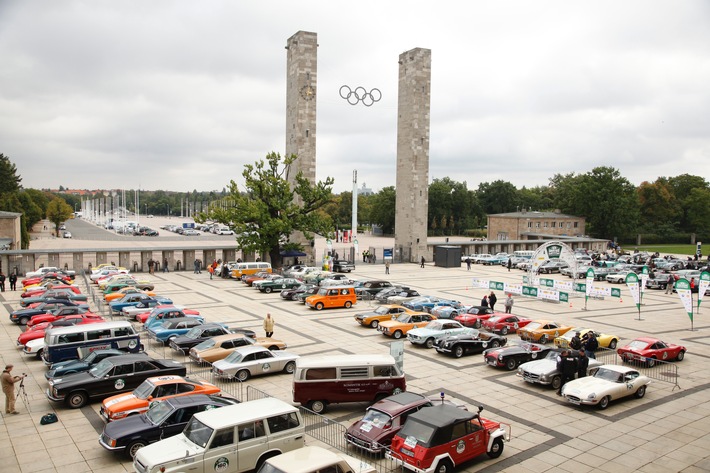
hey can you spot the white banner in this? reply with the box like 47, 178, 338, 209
504, 283, 523, 295
676, 278, 694, 319
538, 288, 560, 301
554, 280, 574, 292
470, 278, 490, 289
588, 286, 613, 297
698, 271, 710, 308
625, 272, 641, 309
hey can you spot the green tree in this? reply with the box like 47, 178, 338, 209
0, 153, 22, 194
518, 185, 554, 212
369, 186, 396, 234
196, 152, 334, 266
477, 180, 519, 215
665, 174, 709, 232
46, 198, 74, 236
685, 188, 710, 235
637, 180, 681, 232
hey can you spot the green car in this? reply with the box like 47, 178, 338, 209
103, 281, 155, 294
256, 277, 302, 294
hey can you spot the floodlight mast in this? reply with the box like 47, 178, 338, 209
351, 170, 358, 240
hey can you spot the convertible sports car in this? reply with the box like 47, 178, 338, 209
99, 375, 221, 422
561, 365, 651, 409
378, 313, 437, 339
554, 328, 620, 350
354, 305, 421, 329
517, 320, 573, 344
407, 320, 475, 348
517, 349, 604, 390
212, 345, 300, 381
435, 330, 507, 358
617, 337, 686, 366
481, 314, 532, 335
483, 341, 553, 370
453, 306, 497, 328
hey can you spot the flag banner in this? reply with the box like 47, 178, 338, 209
353, 238, 359, 255
585, 268, 595, 301
698, 271, 710, 308
554, 280, 574, 292
625, 272, 641, 309
640, 266, 649, 294
504, 283, 523, 295
471, 278, 490, 289
675, 278, 693, 321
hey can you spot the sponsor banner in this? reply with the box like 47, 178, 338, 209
471, 278, 490, 289
585, 268, 595, 300
640, 266, 649, 294
554, 280, 574, 292
539, 278, 555, 287
538, 288, 560, 301
504, 283, 523, 295
522, 286, 538, 297
675, 278, 693, 321
625, 272, 641, 309
699, 271, 710, 308
489, 281, 505, 291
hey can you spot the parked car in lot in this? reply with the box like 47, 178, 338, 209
481, 314, 532, 335
331, 260, 356, 272
212, 345, 300, 381
517, 320, 573, 344
181, 229, 200, 236
188, 333, 287, 364
378, 313, 436, 339
407, 320, 475, 348
517, 349, 603, 390
645, 273, 674, 290
483, 341, 553, 370
617, 337, 686, 366
606, 270, 637, 284
435, 330, 507, 358
10, 299, 89, 325
554, 328, 620, 350
168, 323, 246, 354
255, 277, 302, 294
280, 283, 315, 301
454, 306, 497, 328
355, 304, 420, 329
561, 365, 651, 409
257, 446, 376, 473
537, 260, 569, 274
45, 348, 139, 380
355, 280, 394, 299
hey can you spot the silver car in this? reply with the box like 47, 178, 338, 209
211, 345, 299, 381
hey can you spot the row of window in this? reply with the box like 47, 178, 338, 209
526, 221, 580, 229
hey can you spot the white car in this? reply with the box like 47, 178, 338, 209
407, 320, 476, 348
63, 231, 72, 238
216, 227, 234, 235
182, 229, 200, 236
517, 350, 603, 390
212, 345, 300, 381
256, 446, 376, 473
561, 364, 651, 409
25, 266, 62, 278
605, 270, 636, 284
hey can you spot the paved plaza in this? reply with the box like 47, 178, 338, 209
1, 225, 709, 473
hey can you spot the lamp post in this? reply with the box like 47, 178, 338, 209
145, 204, 148, 216
166, 204, 170, 217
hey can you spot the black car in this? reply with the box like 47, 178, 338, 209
435, 331, 507, 358
10, 299, 89, 325
46, 354, 186, 408
99, 394, 239, 458
169, 323, 244, 354
646, 274, 673, 290
483, 341, 553, 370
280, 283, 315, 301
331, 260, 355, 272
374, 286, 408, 303
354, 280, 393, 299
46, 349, 147, 380
296, 285, 320, 303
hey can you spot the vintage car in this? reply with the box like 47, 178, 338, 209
305, 286, 357, 310
188, 333, 287, 364
22, 273, 74, 288
140, 307, 201, 326
147, 317, 206, 344
605, 270, 638, 284
99, 394, 239, 459
212, 345, 300, 381
378, 313, 437, 339
25, 306, 90, 327
17, 313, 105, 348
483, 341, 553, 370
517, 320, 573, 344
331, 260, 356, 272
373, 286, 409, 303
345, 392, 467, 454
90, 268, 130, 282
25, 266, 75, 279
168, 323, 238, 354
46, 354, 186, 408
255, 277, 302, 293
554, 328, 620, 350
99, 375, 221, 422
481, 314, 532, 335
354, 280, 394, 299
10, 300, 90, 325
537, 260, 569, 274
354, 304, 420, 329
295, 285, 320, 303
561, 365, 651, 409
407, 320, 476, 348
103, 280, 156, 294
454, 306, 498, 328
431, 303, 481, 320
517, 349, 604, 390
120, 298, 174, 318
104, 286, 156, 303
387, 404, 509, 471
645, 274, 674, 290
20, 285, 83, 302
403, 296, 452, 312
98, 275, 140, 290
259, 446, 375, 473
243, 271, 276, 287
45, 349, 140, 380
110, 295, 172, 315
617, 337, 686, 366
435, 330, 507, 358
279, 283, 315, 300
386, 288, 423, 305
20, 291, 87, 307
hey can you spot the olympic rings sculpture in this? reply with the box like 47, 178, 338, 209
339, 85, 382, 107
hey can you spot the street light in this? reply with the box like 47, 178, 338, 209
145, 204, 148, 216
166, 204, 170, 217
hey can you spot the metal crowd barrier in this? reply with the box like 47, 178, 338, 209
593, 347, 681, 390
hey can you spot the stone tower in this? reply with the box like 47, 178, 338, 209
395, 48, 431, 263
285, 31, 318, 261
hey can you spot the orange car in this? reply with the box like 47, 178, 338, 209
517, 320, 573, 344
99, 375, 220, 422
377, 313, 437, 339
104, 286, 156, 303
242, 271, 274, 287
188, 333, 287, 364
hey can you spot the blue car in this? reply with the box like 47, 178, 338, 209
45, 349, 146, 380
143, 308, 201, 330
147, 317, 206, 344
109, 294, 168, 314
404, 297, 461, 313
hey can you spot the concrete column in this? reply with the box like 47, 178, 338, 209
118, 252, 131, 271
222, 249, 236, 263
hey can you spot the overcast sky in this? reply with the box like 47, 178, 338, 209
1, 1, 709, 195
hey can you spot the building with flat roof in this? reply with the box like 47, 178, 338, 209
487, 210, 586, 241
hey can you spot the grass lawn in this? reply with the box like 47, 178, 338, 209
635, 244, 701, 256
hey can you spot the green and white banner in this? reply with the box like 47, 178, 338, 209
585, 267, 595, 302
675, 278, 693, 322
698, 271, 710, 309
625, 272, 641, 309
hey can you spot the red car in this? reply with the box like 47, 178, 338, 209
136, 307, 201, 324
17, 314, 105, 347
22, 284, 81, 299
481, 315, 531, 335
454, 307, 498, 328
27, 307, 94, 327
617, 337, 686, 367
22, 273, 74, 287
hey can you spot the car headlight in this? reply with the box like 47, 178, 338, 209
540, 374, 549, 382
517, 367, 523, 375
498, 355, 503, 361
587, 393, 596, 400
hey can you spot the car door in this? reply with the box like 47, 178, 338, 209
159, 405, 202, 440
202, 427, 239, 473
448, 420, 487, 465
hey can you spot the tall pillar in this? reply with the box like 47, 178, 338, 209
285, 31, 318, 265
394, 48, 431, 263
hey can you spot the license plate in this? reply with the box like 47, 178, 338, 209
401, 448, 414, 457
568, 398, 580, 405
487, 359, 497, 366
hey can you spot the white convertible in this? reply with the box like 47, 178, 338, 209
561, 364, 651, 409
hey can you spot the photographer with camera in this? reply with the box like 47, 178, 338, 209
1, 364, 26, 415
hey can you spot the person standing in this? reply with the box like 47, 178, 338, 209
208, 264, 214, 280
466, 257, 472, 271
0, 272, 5, 292
148, 259, 154, 274
488, 291, 497, 311
577, 350, 589, 379
420, 256, 425, 268
163, 257, 169, 273
504, 294, 514, 314
480, 295, 489, 308
263, 313, 275, 338
556, 351, 578, 396
569, 332, 582, 351
1, 365, 24, 414
507, 258, 512, 272
583, 332, 598, 359
665, 276, 674, 294
9, 272, 17, 291
385, 261, 390, 275
194, 259, 201, 274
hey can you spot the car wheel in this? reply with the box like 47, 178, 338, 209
264, 287, 272, 294
126, 440, 147, 459
647, 357, 656, 368
67, 391, 88, 409
19, 316, 29, 326
634, 385, 647, 399
284, 361, 296, 374
608, 339, 618, 349
370, 320, 379, 329
308, 400, 327, 414
425, 338, 435, 349
505, 359, 517, 370
539, 335, 548, 344
487, 437, 505, 459
490, 340, 501, 348
393, 331, 403, 339
551, 376, 562, 391
454, 346, 464, 358
35, 348, 44, 360
344, 301, 352, 308
315, 302, 324, 311
501, 327, 509, 335
598, 396, 610, 410
677, 351, 685, 361
236, 370, 250, 382
434, 459, 453, 473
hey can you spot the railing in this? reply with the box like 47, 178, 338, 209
593, 347, 681, 390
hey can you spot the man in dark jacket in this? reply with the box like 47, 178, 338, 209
577, 350, 589, 379
557, 350, 578, 395
569, 332, 582, 351
583, 332, 598, 359
488, 292, 497, 311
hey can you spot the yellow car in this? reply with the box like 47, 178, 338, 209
377, 313, 437, 339
188, 334, 287, 364
554, 327, 620, 350
517, 320, 573, 344
354, 305, 423, 329
104, 286, 157, 302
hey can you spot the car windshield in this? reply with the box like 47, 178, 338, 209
183, 417, 214, 448
195, 339, 216, 351
224, 351, 243, 363
374, 306, 389, 315
89, 359, 114, 378
361, 408, 393, 428
627, 340, 648, 349
397, 419, 437, 448
594, 367, 623, 382
545, 351, 561, 360
395, 314, 412, 322
525, 322, 542, 331
425, 321, 443, 331
185, 327, 203, 339
146, 400, 174, 425
82, 351, 99, 363
317, 288, 328, 296
133, 379, 156, 400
